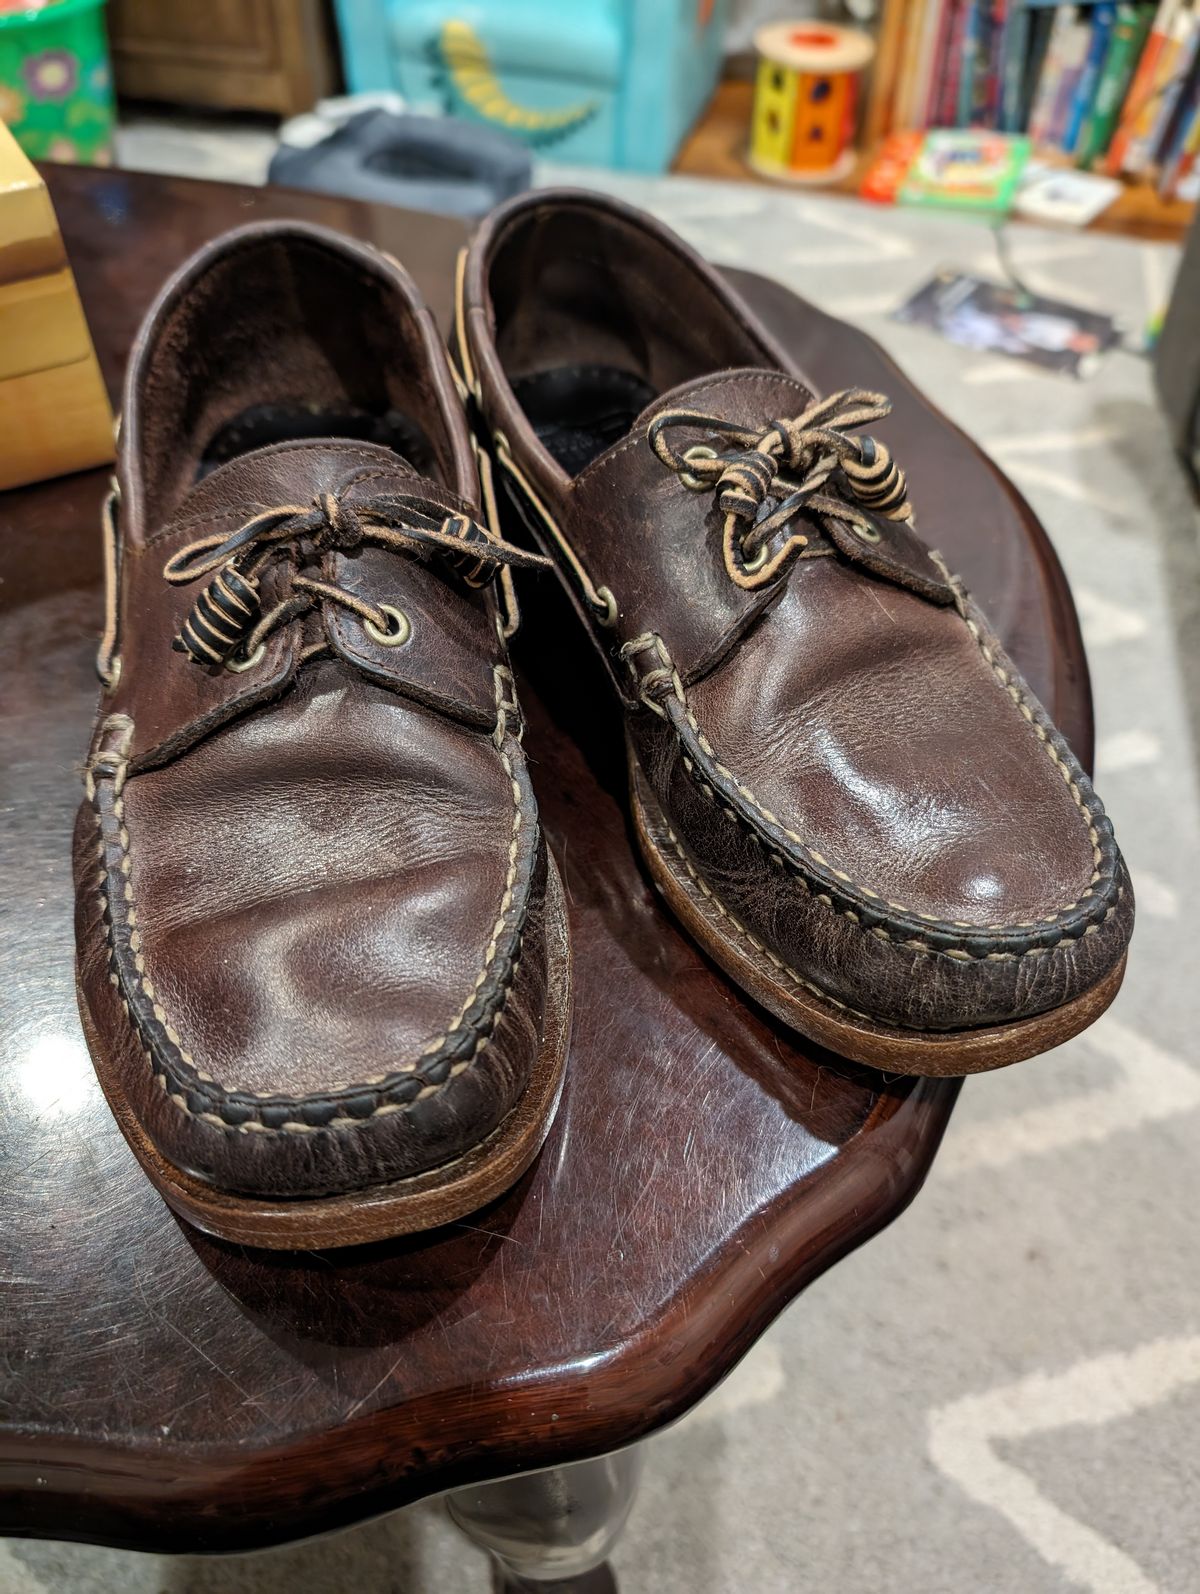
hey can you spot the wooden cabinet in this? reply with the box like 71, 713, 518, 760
107, 0, 340, 117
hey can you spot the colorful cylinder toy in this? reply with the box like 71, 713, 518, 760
750, 21, 874, 184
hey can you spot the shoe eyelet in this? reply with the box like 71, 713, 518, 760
591, 585, 619, 627
741, 541, 770, 573
225, 642, 266, 674
852, 521, 883, 546
364, 603, 412, 647
680, 444, 717, 491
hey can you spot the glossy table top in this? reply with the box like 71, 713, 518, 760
0, 166, 1089, 1554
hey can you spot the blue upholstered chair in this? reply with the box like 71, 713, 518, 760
331, 0, 730, 172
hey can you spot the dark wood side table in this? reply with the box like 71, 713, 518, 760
0, 166, 1092, 1590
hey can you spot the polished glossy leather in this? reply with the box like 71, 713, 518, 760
462, 188, 1133, 1036
73, 220, 556, 1203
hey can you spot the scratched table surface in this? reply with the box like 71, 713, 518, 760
0, 166, 1092, 1554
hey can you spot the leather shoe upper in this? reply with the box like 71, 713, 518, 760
75, 222, 555, 1199
458, 190, 1132, 1034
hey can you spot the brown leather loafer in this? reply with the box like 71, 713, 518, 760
74, 222, 570, 1247
458, 189, 1132, 1076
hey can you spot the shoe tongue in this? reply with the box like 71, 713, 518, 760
631, 365, 816, 440
163, 438, 420, 535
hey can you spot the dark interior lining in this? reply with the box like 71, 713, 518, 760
135, 235, 447, 524
511, 365, 656, 474
197, 404, 434, 481
488, 206, 772, 474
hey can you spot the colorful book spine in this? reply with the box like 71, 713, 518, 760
958, 0, 985, 124
1064, 3, 1117, 152
924, 0, 961, 125
1029, 4, 1079, 144
1142, 11, 1200, 170
1021, 6, 1060, 130
1046, 17, 1094, 146
970, 3, 998, 126
1105, 0, 1182, 172
982, 0, 1010, 127
910, 0, 951, 129
1166, 93, 1200, 192
937, 0, 969, 126
1074, 5, 1155, 167
895, 0, 933, 129
1124, 7, 1198, 173
1156, 72, 1200, 181
999, 0, 1032, 131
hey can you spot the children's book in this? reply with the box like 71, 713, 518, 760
1138, 9, 1200, 172
860, 130, 924, 201
1046, 16, 1095, 146
899, 129, 1032, 210
937, 0, 971, 127
1074, 5, 1155, 167
999, 0, 1033, 130
1063, 3, 1117, 152
1021, 5, 1061, 129
1029, 6, 1081, 143
1016, 159, 1123, 221
1106, 0, 1183, 172
1159, 87, 1200, 190
924, 0, 963, 126
958, 0, 987, 124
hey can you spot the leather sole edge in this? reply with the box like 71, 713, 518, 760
630, 757, 1125, 1077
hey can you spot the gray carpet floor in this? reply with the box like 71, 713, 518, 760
4, 156, 1197, 1594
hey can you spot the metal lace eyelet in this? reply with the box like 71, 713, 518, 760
741, 541, 770, 573
852, 521, 883, 546
591, 585, 619, 627
224, 642, 266, 674
364, 603, 412, 647
680, 444, 718, 490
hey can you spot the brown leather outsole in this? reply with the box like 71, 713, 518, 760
630, 759, 1125, 1077
78, 853, 573, 1249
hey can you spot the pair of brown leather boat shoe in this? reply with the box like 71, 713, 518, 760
74, 189, 1133, 1249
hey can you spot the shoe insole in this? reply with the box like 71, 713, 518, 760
197, 404, 434, 480
512, 365, 657, 475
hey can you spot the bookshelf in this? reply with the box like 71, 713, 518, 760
674, 0, 1197, 246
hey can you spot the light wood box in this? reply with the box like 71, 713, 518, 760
0, 124, 114, 491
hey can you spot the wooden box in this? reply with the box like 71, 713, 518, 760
0, 123, 113, 491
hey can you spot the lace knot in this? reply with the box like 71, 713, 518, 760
648, 387, 914, 590
315, 490, 364, 552
716, 449, 777, 522
163, 483, 550, 670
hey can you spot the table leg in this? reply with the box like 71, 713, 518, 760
446, 1446, 644, 1592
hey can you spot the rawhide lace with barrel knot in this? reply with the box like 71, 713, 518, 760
163, 487, 549, 668
647, 388, 914, 590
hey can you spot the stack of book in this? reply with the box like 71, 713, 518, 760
889, 0, 1200, 200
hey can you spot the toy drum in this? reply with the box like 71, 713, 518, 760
750, 21, 874, 184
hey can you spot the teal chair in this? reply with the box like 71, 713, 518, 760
331, 0, 730, 173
